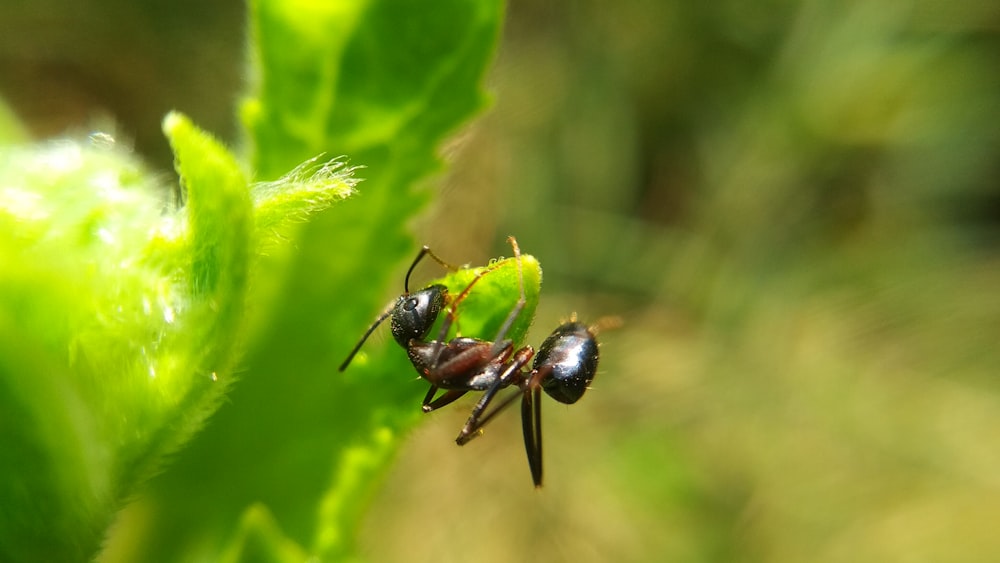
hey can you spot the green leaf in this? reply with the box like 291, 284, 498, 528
251, 155, 358, 242
432, 252, 543, 348
0, 115, 255, 560
144, 111, 253, 472
103, 1, 506, 562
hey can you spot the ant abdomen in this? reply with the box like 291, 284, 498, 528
535, 321, 599, 405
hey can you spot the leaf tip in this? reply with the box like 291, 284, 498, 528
161, 111, 187, 137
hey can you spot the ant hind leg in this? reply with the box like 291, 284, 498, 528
521, 385, 543, 487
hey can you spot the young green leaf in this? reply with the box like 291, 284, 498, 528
0, 115, 255, 561
433, 253, 543, 348
251, 155, 359, 241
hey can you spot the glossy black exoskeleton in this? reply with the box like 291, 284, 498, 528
340, 237, 602, 487
536, 321, 600, 404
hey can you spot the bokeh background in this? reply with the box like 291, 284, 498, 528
3, 1, 1000, 561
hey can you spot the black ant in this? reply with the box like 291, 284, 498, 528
339, 237, 600, 487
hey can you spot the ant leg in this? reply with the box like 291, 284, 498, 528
436, 257, 507, 341
487, 236, 528, 357
427, 256, 508, 369
454, 346, 534, 445
433, 268, 488, 342
521, 385, 543, 487
455, 387, 521, 446
421, 387, 468, 413
436, 235, 526, 349
441, 235, 529, 417
405, 245, 459, 293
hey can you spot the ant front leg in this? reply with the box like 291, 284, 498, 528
432, 236, 528, 369
421, 386, 468, 413
426, 259, 508, 368
454, 346, 535, 446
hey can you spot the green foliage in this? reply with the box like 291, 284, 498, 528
0, 0, 506, 561
0, 115, 253, 560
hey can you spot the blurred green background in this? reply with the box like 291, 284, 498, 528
3, 0, 1000, 561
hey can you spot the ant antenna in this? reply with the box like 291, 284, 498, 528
405, 246, 458, 293
338, 307, 393, 371
342, 245, 459, 372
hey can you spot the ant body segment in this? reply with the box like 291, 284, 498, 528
339, 237, 600, 487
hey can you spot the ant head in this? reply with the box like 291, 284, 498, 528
533, 321, 599, 404
389, 284, 447, 347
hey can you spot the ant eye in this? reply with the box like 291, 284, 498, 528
403, 297, 419, 312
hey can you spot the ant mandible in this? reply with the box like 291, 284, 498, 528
339, 237, 600, 487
